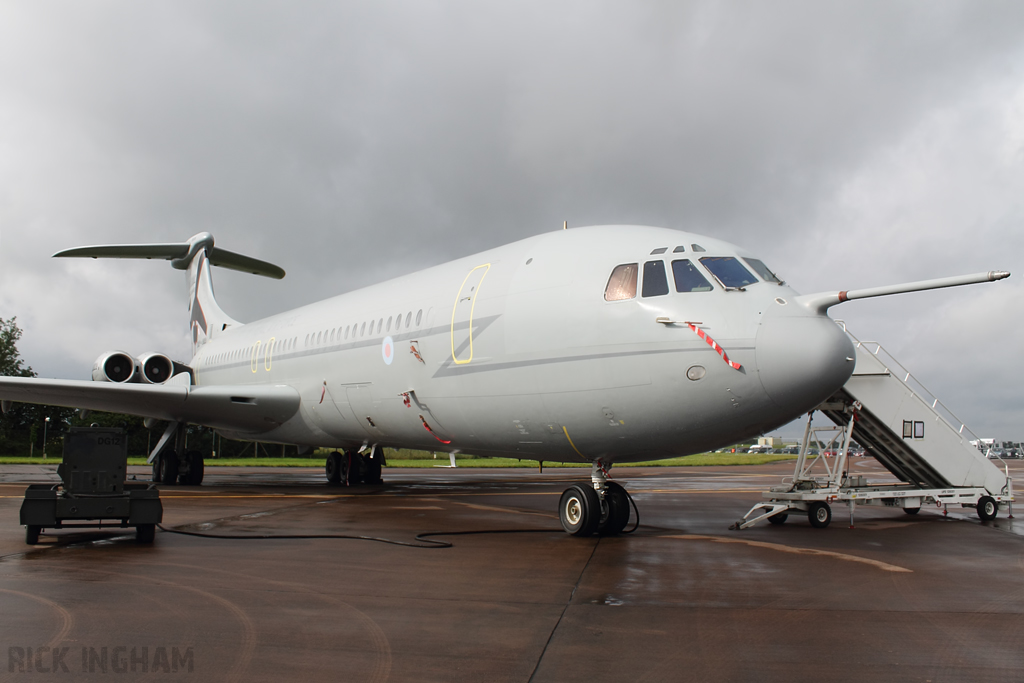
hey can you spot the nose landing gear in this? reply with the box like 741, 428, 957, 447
558, 462, 634, 536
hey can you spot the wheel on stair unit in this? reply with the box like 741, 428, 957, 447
808, 501, 831, 529
977, 496, 998, 522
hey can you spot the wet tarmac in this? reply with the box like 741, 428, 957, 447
2, 459, 1023, 682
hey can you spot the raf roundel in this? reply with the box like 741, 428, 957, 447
382, 336, 394, 365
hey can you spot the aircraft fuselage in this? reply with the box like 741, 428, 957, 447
191, 226, 855, 463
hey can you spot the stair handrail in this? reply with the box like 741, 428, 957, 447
840, 326, 982, 445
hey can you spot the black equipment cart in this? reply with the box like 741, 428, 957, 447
20, 427, 162, 544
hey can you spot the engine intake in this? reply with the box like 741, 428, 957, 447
139, 353, 174, 384
92, 351, 138, 383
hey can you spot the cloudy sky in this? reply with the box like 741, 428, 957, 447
0, 2, 1021, 439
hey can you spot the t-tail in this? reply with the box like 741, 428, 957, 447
53, 232, 285, 355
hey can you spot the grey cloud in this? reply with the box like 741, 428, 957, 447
0, 1, 1021, 437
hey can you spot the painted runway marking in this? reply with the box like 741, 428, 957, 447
0, 589, 74, 648
665, 534, 913, 573
447, 500, 558, 519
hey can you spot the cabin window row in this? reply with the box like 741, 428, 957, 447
604, 256, 781, 301
304, 309, 424, 348
209, 336, 298, 367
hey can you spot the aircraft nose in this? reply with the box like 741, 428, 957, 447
755, 312, 855, 413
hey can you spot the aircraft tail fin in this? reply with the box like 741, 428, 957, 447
54, 232, 286, 354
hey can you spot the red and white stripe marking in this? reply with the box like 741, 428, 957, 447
687, 323, 742, 371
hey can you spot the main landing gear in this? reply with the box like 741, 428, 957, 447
152, 450, 205, 486
326, 447, 384, 487
559, 462, 632, 536
150, 423, 205, 486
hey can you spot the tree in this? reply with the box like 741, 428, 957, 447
0, 317, 36, 379
0, 316, 73, 456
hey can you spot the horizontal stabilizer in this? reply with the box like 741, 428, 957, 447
207, 247, 286, 279
53, 232, 285, 279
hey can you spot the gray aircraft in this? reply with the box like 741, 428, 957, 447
0, 226, 1008, 535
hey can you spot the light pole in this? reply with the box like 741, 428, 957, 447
43, 417, 50, 460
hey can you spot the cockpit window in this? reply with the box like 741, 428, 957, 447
604, 263, 638, 301
700, 256, 757, 288
690, 244, 706, 252
672, 245, 686, 253
743, 258, 782, 283
671, 260, 713, 292
642, 260, 669, 297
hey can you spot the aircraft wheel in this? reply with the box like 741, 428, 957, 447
25, 526, 40, 545
136, 524, 155, 544
904, 507, 920, 515
151, 454, 163, 483
365, 451, 383, 485
768, 512, 788, 525
159, 453, 179, 486
181, 450, 204, 485
977, 496, 998, 521
808, 502, 832, 529
559, 484, 600, 536
598, 482, 630, 536
326, 451, 343, 485
344, 450, 365, 486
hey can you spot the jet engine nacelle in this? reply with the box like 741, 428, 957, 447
138, 353, 175, 384
92, 351, 181, 384
92, 351, 138, 383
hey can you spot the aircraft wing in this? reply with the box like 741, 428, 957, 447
0, 377, 300, 433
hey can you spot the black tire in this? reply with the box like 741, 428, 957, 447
559, 484, 601, 536
181, 450, 204, 486
364, 450, 383, 485
136, 524, 155, 544
159, 453, 179, 486
598, 482, 630, 536
808, 501, 832, 528
344, 451, 365, 486
151, 454, 162, 483
25, 526, 40, 545
977, 496, 998, 521
768, 512, 788, 525
326, 451, 343, 485
904, 507, 920, 515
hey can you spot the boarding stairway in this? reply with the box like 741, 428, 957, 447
735, 327, 1013, 529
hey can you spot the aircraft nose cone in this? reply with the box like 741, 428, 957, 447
755, 313, 855, 413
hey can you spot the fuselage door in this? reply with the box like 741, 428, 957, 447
346, 384, 385, 437
450, 264, 490, 365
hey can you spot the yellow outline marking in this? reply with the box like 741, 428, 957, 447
450, 264, 491, 364
250, 340, 262, 373
665, 534, 912, 573
562, 426, 585, 459
264, 337, 275, 371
